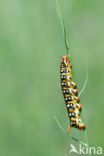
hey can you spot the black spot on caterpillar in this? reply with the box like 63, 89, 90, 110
60, 56, 85, 133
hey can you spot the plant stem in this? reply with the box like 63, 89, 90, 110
56, 0, 70, 57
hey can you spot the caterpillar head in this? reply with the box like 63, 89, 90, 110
61, 56, 70, 64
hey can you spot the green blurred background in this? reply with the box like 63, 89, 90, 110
0, 0, 104, 156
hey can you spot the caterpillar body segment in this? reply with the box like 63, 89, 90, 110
60, 56, 85, 133
61, 81, 76, 88
64, 96, 80, 102
66, 102, 82, 110
62, 88, 78, 96
61, 75, 72, 81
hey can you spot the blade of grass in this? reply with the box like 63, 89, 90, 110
55, 0, 70, 57
79, 66, 88, 97
55, 0, 90, 155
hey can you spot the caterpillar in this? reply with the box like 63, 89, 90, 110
60, 56, 85, 133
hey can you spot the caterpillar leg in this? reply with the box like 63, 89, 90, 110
77, 103, 82, 109
79, 104, 82, 109
67, 125, 72, 134
79, 124, 85, 130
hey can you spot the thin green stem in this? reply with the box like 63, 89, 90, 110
55, 0, 90, 154
56, 0, 70, 56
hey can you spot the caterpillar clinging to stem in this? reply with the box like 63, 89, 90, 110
60, 56, 85, 133
55, 0, 89, 151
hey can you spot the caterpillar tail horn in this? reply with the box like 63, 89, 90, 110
67, 125, 72, 134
